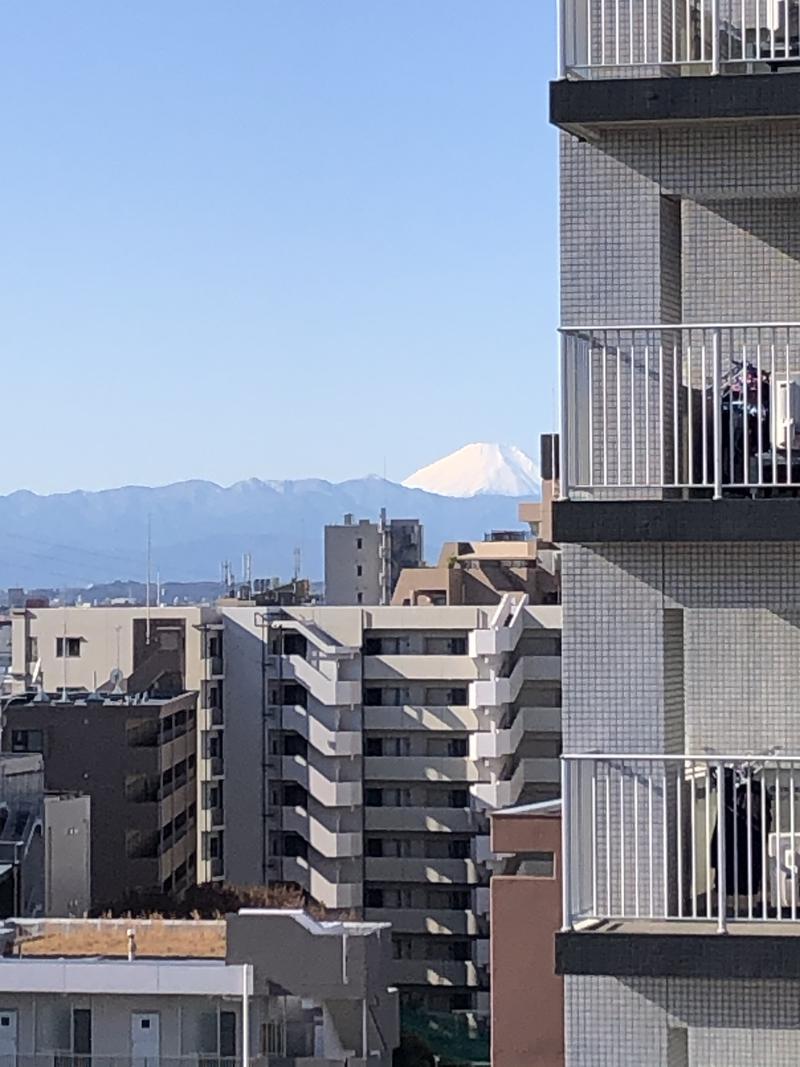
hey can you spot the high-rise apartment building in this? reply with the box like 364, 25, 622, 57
324, 511, 423, 605
222, 599, 561, 1016
553, 4, 800, 1063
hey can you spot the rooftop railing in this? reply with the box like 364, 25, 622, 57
559, 0, 800, 77
560, 322, 800, 498
562, 753, 800, 933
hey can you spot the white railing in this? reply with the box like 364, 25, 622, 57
560, 322, 800, 497
559, 0, 800, 77
562, 753, 800, 932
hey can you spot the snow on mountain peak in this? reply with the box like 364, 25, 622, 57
402, 443, 541, 498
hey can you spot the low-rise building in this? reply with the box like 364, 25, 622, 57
490, 800, 563, 1067
0, 909, 399, 1064
0, 752, 90, 919
2, 692, 198, 910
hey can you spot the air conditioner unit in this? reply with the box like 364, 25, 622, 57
772, 379, 800, 451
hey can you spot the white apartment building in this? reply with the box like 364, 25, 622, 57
0, 909, 398, 1065
8, 606, 224, 885
222, 596, 562, 1016
324, 512, 423, 606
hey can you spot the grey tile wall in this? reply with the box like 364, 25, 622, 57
566, 974, 800, 1065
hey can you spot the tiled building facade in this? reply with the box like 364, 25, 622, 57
554, 3, 800, 1064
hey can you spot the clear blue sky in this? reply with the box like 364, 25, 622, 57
0, 1, 558, 494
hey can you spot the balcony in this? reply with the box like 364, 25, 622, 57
559, 753, 800, 978
560, 322, 800, 508
559, 0, 800, 78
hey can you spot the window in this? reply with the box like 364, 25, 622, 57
449, 688, 468, 706
263, 1020, 286, 1057
383, 788, 412, 807
10, 729, 43, 753
363, 688, 383, 706
385, 888, 414, 908
365, 788, 383, 807
365, 737, 383, 757
283, 782, 306, 807
356, 564, 363, 577
448, 789, 468, 809
220, 1011, 237, 1057
364, 637, 382, 655
447, 738, 468, 757
393, 938, 413, 960
72, 1008, 92, 1054
282, 734, 307, 757
448, 940, 471, 961
356, 538, 363, 550
366, 838, 383, 857
383, 736, 410, 757
450, 992, 472, 1011
26, 636, 38, 662
56, 636, 81, 658
449, 637, 467, 655
282, 833, 307, 858
357, 592, 363, 604
448, 839, 470, 859
449, 890, 471, 909
365, 886, 384, 908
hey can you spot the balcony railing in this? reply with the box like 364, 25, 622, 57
562, 753, 800, 932
559, 0, 800, 78
561, 322, 800, 498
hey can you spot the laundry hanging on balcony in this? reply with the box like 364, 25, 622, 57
710, 766, 773, 901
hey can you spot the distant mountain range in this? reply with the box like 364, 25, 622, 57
0, 444, 541, 587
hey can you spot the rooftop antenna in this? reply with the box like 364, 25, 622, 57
243, 553, 252, 586
61, 593, 68, 699
293, 547, 301, 582
145, 515, 152, 644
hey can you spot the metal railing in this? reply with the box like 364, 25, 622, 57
560, 322, 800, 497
562, 753, 800, 932
559, 0, 800, 77
0, 1059, 248, 1067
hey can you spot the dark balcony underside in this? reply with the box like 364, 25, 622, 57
557, 921, 800, 978
553, 498, 800, 543
551, 73, 800, 134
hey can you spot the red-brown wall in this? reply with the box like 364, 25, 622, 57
490, 808, 564, 1067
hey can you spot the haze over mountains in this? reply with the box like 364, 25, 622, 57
0, 444, 541, 588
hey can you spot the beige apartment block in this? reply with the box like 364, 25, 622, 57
221, 597, 562, 1017
9, 606, 224, 884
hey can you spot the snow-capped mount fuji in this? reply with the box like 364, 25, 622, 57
402, 443, 541, 498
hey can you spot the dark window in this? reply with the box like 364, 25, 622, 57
449, 940, 471, 961
449, 637, 467, 655
365, 788, 383, 807
356, 565, 363, 577
363, 688, 383, 706
366, 838, 383, 857
450, 992, 472, 1011
448, 738, 468, 757
356, 538, 363, 550
365, 737, 383, 757
56, 636, 81, 658
357, 592, 363, 604
73, 1008, 92, 1054
449, 688, 468, 706
283, 783, 306, 807
449, 839, 470, 859
282, 734, 307, 757
282, 833, 307, 858
364, 637, 381, 655
448, 790, 468, 809
364, 886, 384, 908
10, 729, 43, 753
283, 633, 306, 656
449, 890, 471, 909
220, 1011, 237, 1057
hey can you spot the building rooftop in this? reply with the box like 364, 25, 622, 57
12, 918, 226, 959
